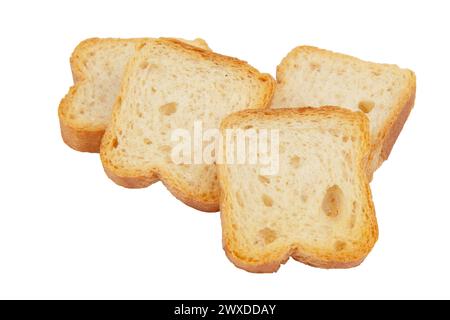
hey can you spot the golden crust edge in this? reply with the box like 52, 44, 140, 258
374, 71, 416, 173
58, 84, 106, 152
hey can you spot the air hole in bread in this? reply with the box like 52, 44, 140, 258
262, 194, 273, 207
143, 138, 152, 145
328, 129, 339, 137
259, 228, 277, 245
289, 156, 301, 169
322, 185, 344, 217
344, 152, 352, 166
342, 136, 349, 143
160, 102, 177, 116
258, 175, 270, 184
334, 241, 347, 251
349, 214, 356, 229
358, 100, 375, 113
310, 62, 321, 71
159, 145, 171, 153
112, 137, 118, 149
140, 61, 149, 69
371, 70, 381, 76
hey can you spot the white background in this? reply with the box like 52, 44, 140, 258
0, 0, 448, 299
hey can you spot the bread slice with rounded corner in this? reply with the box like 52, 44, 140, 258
218, 107, 378, 272
100, 38, 275, 212
58, 37, 211, 152
271, 46, 416, 178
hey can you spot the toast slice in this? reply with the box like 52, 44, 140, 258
271, 46, 416, 177
100, 38, 275, 212
218, 107, 378, 272
58, 37, 211, 152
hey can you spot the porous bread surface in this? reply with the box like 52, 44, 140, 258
271, 46, 416, 176
101, 38, 275, 212
218, 107, 378, 272
58, 37, 210, 152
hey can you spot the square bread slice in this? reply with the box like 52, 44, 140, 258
100, 38, 275, 212
271, 46, 416, 178
218, 107, 378, 272
58, 37, 211, 152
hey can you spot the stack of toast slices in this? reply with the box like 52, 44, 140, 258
59, 37, 416, 273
